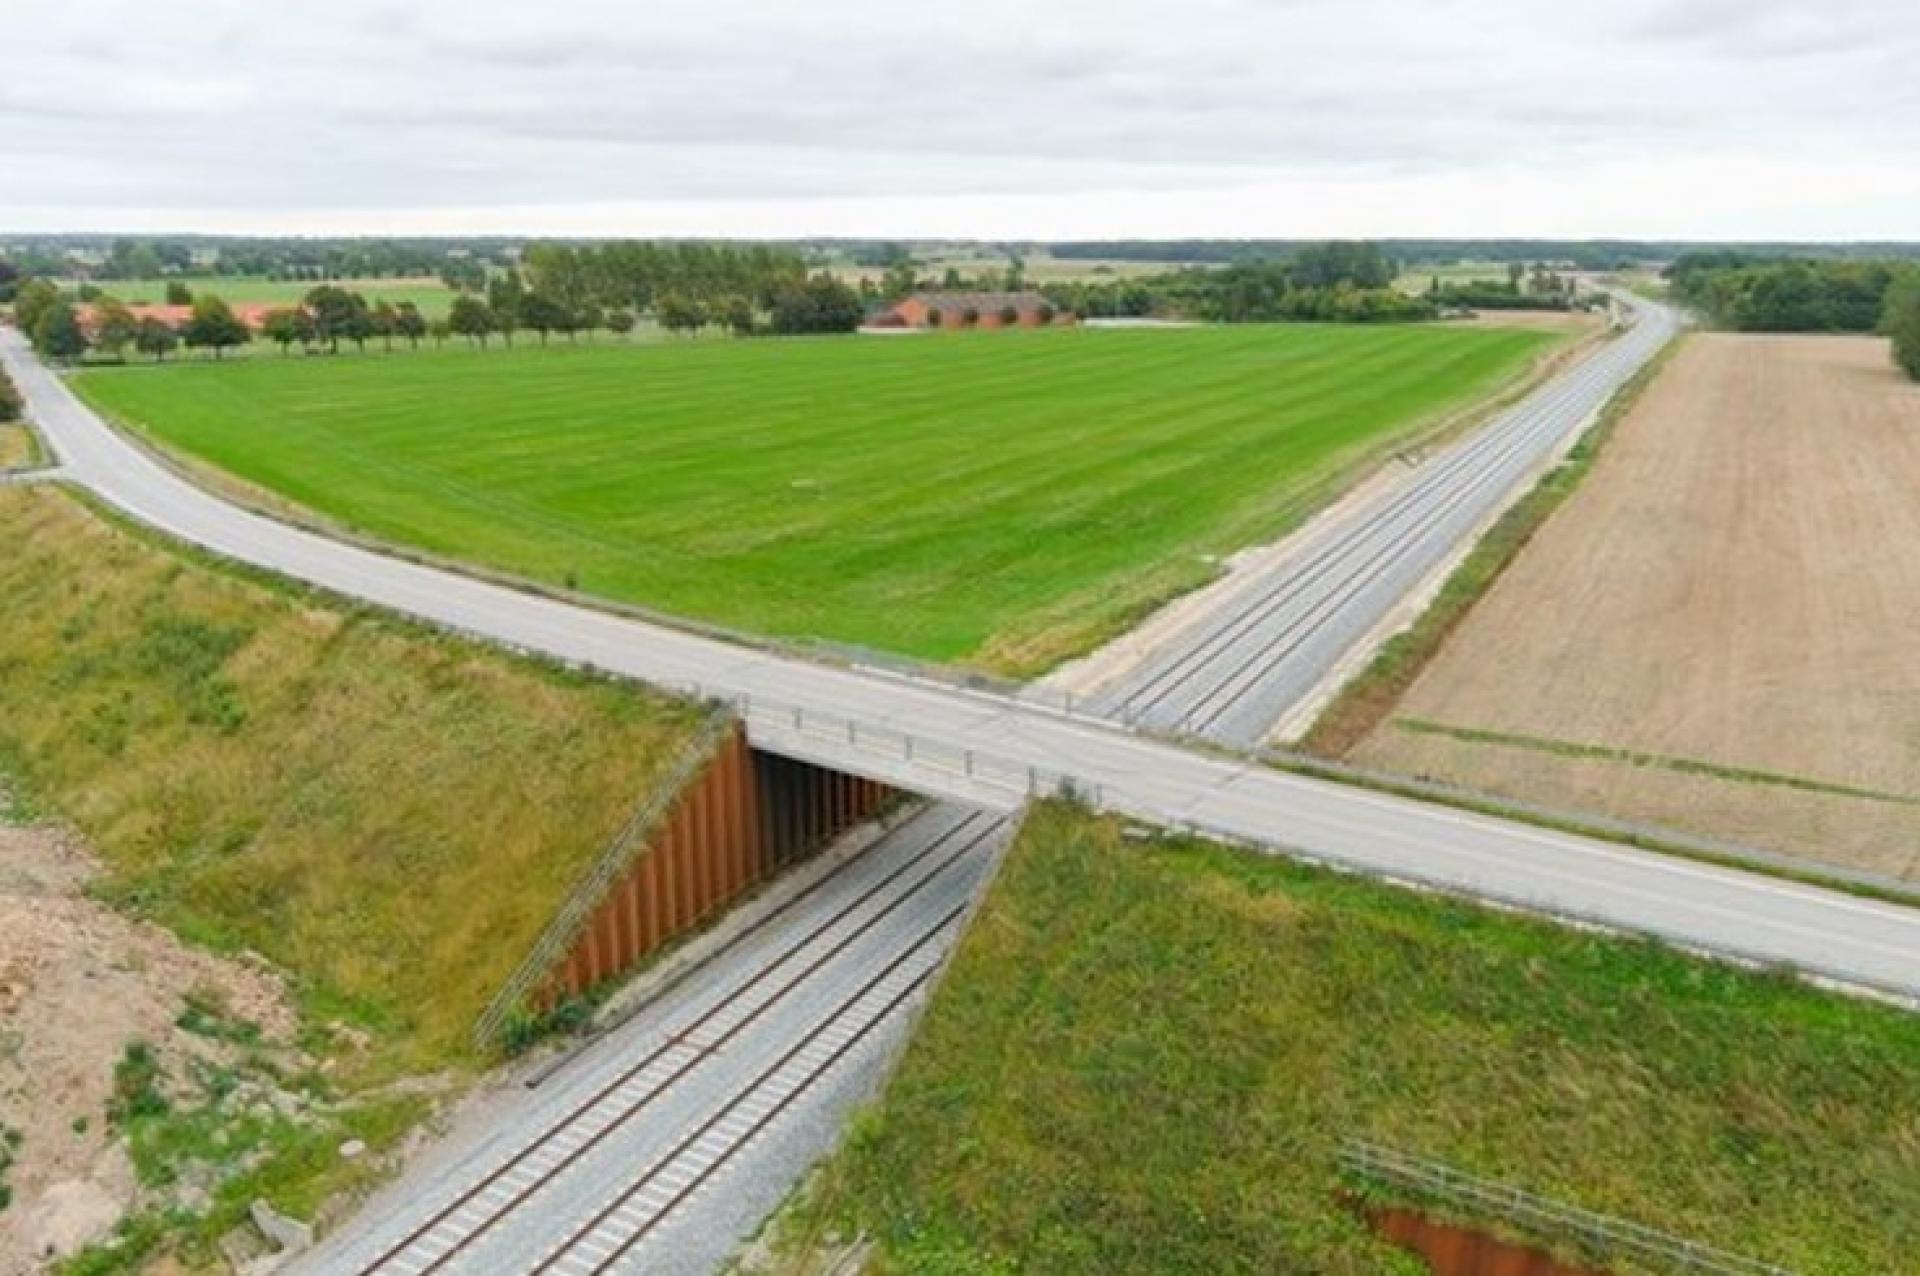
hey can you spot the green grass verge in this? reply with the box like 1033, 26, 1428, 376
1303, 340, 1675, 757
0, 484, 712, 1077
784, 802, 1920, 1276
72, 323, 1552, 674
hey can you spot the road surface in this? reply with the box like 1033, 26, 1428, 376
3, 326, 1914, 1000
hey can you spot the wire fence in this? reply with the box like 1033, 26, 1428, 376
1340, 1140, 1794, 1276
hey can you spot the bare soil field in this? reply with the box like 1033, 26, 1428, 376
0, 807, 299, 1271
1350, 334, 1920, 882
1448, 310, 1602, 333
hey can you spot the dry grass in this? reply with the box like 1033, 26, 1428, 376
1350, 334, 1920, 882
0, 423, 41, 470
0, 485, 711, 1078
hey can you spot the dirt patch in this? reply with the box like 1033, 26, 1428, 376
1446, 310, 1602, 333
1352, 334, 1920, 882
0, 808, 298, 1271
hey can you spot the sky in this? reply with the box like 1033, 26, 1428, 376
4, 0, 1918, 241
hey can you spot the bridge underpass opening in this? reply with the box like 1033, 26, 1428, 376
531, 724, 900, 1012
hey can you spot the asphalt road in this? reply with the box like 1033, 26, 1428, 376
5, 326, 1915, 1002
1088, 298, 1679, 745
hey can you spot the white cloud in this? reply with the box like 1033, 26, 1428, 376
3, 0, 1917, 237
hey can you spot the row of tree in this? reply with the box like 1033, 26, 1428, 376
1042, 247, 1432, 323
1666, 253, 1920, 382
1665, 254, 1908, 333
8, 264, 871, 364
13, 279, 250, 362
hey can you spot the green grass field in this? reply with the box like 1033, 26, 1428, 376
1392, 260, 1515, 294
98, 274, 457, 316
74, 324, 1551, 672
780, 803, 1920, 1275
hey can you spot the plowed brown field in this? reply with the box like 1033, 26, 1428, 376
1351, 333, 1920, 882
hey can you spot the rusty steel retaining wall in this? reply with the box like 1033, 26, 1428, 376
535, 724, 894, 1007
1366, 1207, 1609, 1276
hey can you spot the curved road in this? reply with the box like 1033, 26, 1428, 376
2, 328, 1916, 999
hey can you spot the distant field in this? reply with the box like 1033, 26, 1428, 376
1392, 260, 1513, 293
1353, 334, 1920, 882
100, 274, 457, 315
826, 251, 1188, 286
74, 324, 1552, 672
784, 803, 1919, 1274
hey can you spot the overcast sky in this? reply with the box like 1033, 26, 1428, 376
5, 0, 1917, 240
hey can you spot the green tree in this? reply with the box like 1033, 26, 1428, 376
1884, 272, 1920, 381
449, 295, 494, 348
182, 295, 252, 359
369, 301, 399, 352
135, 318, 179, 362
521, 290, 568, 344
656, 292, 705, 335
488, 273, 526, 347
92, 297, 140, 359
12, 278, 60, 335
427, 316, 452, 348
767, 276, 865, 335
606, 308, 637, 340
395, 302, 428, 350
34, 299, 89, 361
260, 307, 311, 355
0, 366, 20, 421
721, 297, 756, 337
165, 280, 194, 305
305, 285, 369, 354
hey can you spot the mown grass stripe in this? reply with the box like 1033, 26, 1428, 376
74, 324, 1551, 671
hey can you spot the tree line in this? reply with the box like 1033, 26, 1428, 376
6, 262, 869, 365
1041, 243, 1434, 323
1665, 254, 1907, 332
1667, 253, 1920, 381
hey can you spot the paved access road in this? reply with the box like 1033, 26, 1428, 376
1087, 298, 1678, 745
5, 328, 1916, 1001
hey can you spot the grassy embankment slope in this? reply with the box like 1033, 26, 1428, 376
74, 323, 1552, 675
0, 484, 710, 1077
786, 803, 1920, 1276
0, 424, 39, 470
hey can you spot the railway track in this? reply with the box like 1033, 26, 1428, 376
1088, 306, 1672, 743
529, 904, 962, 1274
351, 805, 1005, 1275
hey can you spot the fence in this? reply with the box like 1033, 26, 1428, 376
1340, 1140, 1794, 1276
473, 713, 736, 1045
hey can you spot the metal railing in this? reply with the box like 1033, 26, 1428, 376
1341, 1140, 1794, 1276
473, 713, 737, 1045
